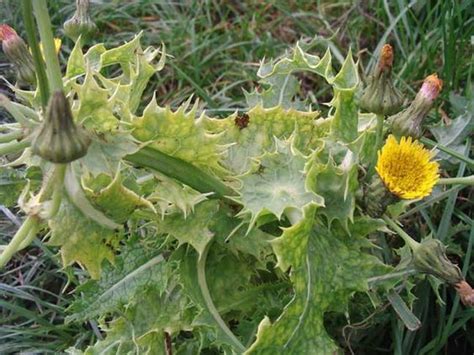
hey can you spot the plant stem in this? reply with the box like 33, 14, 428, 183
421, 137, 474, 168
0, 140, 30, 156
0, 131, 23, 144
382, 215, 420, 251
0, 216, 37, 268
0, 95, 36, 128
0, 164, 67, 268
366, 114, 385, 180
21, 0, 50, 108
126, 146, 236, 198
367, 268, 418, 287
45, 164, 67, 218
32, 0, 63, 92
197, 242, 246, 352
38, 164, 67, 203
437, 175, 474, 186
17, 223, 41, 251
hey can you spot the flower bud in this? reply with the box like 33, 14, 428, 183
360, 44, 403, 116
361, 174, 398, 217
412, 238, 462, 285
389, 74, 443, 139
0, 24, 36, 85
63, 0, 97, 42
32, 91, 90, 163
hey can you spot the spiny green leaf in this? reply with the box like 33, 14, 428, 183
71, 284, 192, 355
48, 197, 120, 279
84, 170, 154, 223
247, 207, 387, 354
237, 138, 323, 227
132, 98, 227, 177
329, 50, 360, 143
155, 200, 218, 256
205, 105, 329, 175
245, 42, 333, 109
68, 32, 165, 125
178, 246, 245, 353
307, 147, 359, 230
212, 204, 273, 263
72, 72, 119, 132
148, 174, 211, 218
66, 238, 170, 323
77, 132, 139, 176
65, 37, 86, 79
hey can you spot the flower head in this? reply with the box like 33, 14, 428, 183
376, 135, 439, 199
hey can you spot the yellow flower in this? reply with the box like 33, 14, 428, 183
376, 135, 439, 199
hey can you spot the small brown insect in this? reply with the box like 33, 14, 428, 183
234, 113, 250, 129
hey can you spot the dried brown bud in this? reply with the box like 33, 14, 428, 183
378, 44, 394, 73
360, 44, 403, 116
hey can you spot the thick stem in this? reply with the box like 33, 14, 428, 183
0, 164, 67, 268
0, 216, 38, 268
437, 175, 474, 186
366, 114, 385, 180
197, 242, 246, 352
32, 0, 63, 92
17, 223, 40, 251
0, 95, 36, 128
126, 147, 236, 199
367, 268, 418, 286
21, 0, 50, 108
0, 140, 30, 156
45, 164, 67, 217
0, 131, 23, 144
382, 215, 420, 251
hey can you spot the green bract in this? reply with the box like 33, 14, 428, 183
1, 31, 469, 355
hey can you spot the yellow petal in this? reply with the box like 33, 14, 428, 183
376, 135, 439, 199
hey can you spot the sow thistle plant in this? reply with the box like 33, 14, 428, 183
1, 1, 473, 353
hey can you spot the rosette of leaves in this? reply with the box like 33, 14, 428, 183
2, 32, 469, 355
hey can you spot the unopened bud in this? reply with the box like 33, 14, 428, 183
412, 238, 462, 285
389, 74, 443, 139
63, 0, 97, 42
360, 44, 403, 116
0, 24, 35, 85
32, 91, 90, 163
